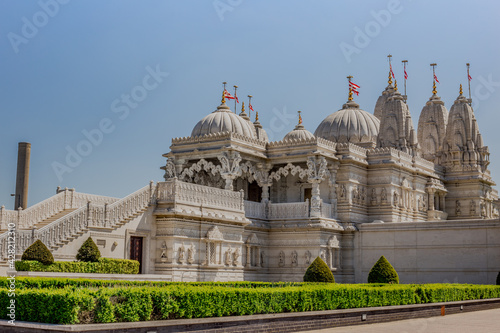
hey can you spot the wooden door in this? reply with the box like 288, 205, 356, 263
130, 236, 143, 274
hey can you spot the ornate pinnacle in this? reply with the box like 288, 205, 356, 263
221, 90, 226, 104
388, 71, 393, 85
460, 84, 463, 95
432, 81, 437, 95
394, 80, 398, 92
255, 111, 259, 121
298, 111, 302, 125
241, 101, 245, 112
348, 88, 353, 101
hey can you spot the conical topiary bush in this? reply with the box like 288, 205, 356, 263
21, 239, 54, 265
76, 237, 101, 262
368, 255, 399, 284
303, 256, 335, 283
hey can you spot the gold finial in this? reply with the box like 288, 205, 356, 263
460, 84, 463, 95
394, 80, 398, 91
298, 111, 302, 124
432, 81, 437, 95
255, 111, 259, 121
222, 81, 227, 104
241, 101, 245, 112
347, 75, 353, 101
387, 54, 393, 85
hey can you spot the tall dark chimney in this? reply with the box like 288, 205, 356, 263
14, 142, 31, 209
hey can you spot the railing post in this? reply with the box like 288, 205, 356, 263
149, 180, 154, 204
0, 205, 4, 229
240, 189, 244, 211
86, 201, 92, 228
104, 203, 109, 227
17, 207, 23, 229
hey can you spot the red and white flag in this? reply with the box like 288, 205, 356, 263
349, 81, 360, 89
234, 90, 239, 103
224, 89, 235, 100
249, 103, 254, 112
349, 81, 360, 95
468, 74, 472, 81
434, 74, 440, 84
404, 69, 408, 80
390, 64, 395, 79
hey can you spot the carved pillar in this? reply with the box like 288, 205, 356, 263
261, 184, 270, 203
309, 180, 322, 217
218, 151, 242, 191
428, 189, 435, 211
307, 156, 328, 218
245, 244, 251, 267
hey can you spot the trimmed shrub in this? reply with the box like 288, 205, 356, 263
21, 240, 54, 265
15, 258, 139, 274
368, 256, 399, 284
497, 272, 500, 285
303, 256, 335, 283
77, 237, 101, 262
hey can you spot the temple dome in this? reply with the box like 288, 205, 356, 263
283, 123, 315, 141
191, 102, 257, 138
314, 100, 380, 145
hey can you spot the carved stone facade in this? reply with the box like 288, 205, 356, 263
3, 73, 499, 284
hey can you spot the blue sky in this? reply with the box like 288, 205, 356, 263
1, 0, 500, 207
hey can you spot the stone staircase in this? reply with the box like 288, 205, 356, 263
33, 208, 78, 230
1, 183, 156, 257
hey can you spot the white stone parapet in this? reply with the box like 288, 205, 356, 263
156, 179, 244, 212
268, 201, 309, 219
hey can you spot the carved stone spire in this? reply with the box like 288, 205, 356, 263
376, 86, 419, 156
417, 79, 448, 162
441, 86, 488, 171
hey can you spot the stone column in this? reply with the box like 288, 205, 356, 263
245, 245, 251, 267
428, 189, 435, 211
261, 184, 270, 203
309, 180, 322, 217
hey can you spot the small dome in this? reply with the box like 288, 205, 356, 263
283, 123, 315, 141
314, 100, 380, 145
191, 102, 257, 138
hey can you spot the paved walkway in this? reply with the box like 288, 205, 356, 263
299, 308, 500, 333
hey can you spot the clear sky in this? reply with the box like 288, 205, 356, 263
1, 0, 500, 208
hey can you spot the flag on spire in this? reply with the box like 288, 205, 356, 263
434, 74, 440, 84
249, 103, 254, 112
349, 81, 360, 96
468, 73, 472, 81
404, 68, 408, 80
224, 89, 235, 100
390, 64, 395, 79
234, 88, 239, 103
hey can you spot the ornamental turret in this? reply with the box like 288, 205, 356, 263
417, 80, 448, 162
376, 80, 419, 156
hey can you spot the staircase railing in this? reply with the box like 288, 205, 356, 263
0, 189, 119, 230
0, 183, 156, 257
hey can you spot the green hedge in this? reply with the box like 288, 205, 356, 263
0, 281, 499, 324
0, 277, 303, 290
15, 258, 139, 274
